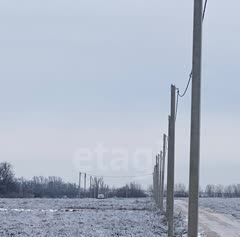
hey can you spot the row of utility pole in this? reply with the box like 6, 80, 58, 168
78, 172, 88, 198
78, 172, 107, 199
153, 135, 167, 211
153, 85, 176, 236
153, 0, 203, 237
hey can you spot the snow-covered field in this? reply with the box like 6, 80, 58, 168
199, 198, 240, 220
0, 198, 186, 237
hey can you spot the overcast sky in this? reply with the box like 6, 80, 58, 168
0, 0, 239, 188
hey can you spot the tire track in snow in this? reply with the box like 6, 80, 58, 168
175, 200, 240, 237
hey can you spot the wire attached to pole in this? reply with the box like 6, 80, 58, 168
175, 0, 208, 121
177, 0, 208, 98
202, 0, 208, 21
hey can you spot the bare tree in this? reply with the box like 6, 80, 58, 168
92, 177, 103, 198
0, 162, 16, 194
175, 183, 187, 197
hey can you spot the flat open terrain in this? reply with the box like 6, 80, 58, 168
0, 198, 185, 237
2, 197, 239, 236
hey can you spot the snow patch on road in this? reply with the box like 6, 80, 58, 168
176, 199, 240, 237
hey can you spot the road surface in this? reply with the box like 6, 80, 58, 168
175, 199, 240, 237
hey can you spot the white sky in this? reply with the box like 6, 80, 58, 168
0, 0, 239, 188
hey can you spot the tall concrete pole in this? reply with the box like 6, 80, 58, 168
188, 1, 203, 236
156, 154, 160, 206
154, 155, 158, 203
79, 172, 81, 198
84, 173, 87, 198
90, 176, 92, 198
167, 116, 171, 219
153, 166, 156, 202
153, 167, 155, 201
167, 85, 176, 237
160, 134, 167, 210
154, 164, 157, 203
159, 151, 163, 208
126, 185, 129, 198
94, 180, 96, 199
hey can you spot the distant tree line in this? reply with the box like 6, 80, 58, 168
174, 183, 188, 197
204, 184, 240, 198
148, 183, 188, 197
109, 183, 147, 198
173, 183, 240, 198
174, 184, 240, 198
0, 162, 147, 198
149, 183, 240, 198
0, 162, 79, 198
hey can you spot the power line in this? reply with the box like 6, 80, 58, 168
177, 72, 192, 98
175, 88, 180, 121
175, 0, 208, 120
177, 0, 208, 98
202, 0, 208, 21
84, 172, 152, 179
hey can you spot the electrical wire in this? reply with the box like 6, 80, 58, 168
85, 173, 152, 179
175, 88, 180, 121
175, 0, 208, 120
177, 72, 192, 98
177, 0, 208, 98
202, 0, 208, 21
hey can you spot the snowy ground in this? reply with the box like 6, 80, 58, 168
176, 198, 240, 237
0, 198, 186, 237
199, 198, 240, 220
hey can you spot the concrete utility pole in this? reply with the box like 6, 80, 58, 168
188, 0, 203, 236
152, 171, 154, 200
167, 85, 176, 237
159, 152, 163, 208
154, 164, 157, 202
84, 173, 87, 198
153, 168, 155, 201
90, 176, 92, 198
154, 154, 158, 204
160, 134, 167, 211
156, 154, 160, 206
94, 181, 96, 199
167, 116, 171, 219
153, 156, 157, 203
126, 185, 129, 198
79, 172, 81, 198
